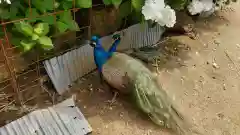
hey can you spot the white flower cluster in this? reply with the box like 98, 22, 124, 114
187, 0, 215, 15
0, 0, 11, 4
141, 0, 176, 28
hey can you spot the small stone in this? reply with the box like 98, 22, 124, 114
181, 76, 186, 81
237, 44, 240, 48
89, 88, 93, 91
223, 84, 226, 90
177, 58, 181, 62
203, 43, 208, 47
214, 39, 220, 45
217, 113, 224, 119
120, 112, 124, 117
147, 130, 153, 135
212, 62, 220, 69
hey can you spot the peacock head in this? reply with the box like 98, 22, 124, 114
112, 34, 121, 41
90, 35, 100, 48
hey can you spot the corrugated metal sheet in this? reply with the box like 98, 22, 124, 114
43, 23, 164, 94
43, 44, 95, 94
0, 96, 92, 135
100, 22, 164, 50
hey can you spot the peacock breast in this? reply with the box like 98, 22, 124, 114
101, 53, 134, 94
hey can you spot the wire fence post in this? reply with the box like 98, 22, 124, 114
0, 35, 23, 106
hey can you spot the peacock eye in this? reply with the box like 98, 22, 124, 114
90, 41, 96, 47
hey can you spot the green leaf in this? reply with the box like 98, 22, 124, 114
10, 37, 22, 47
32, 0, 54, 13
40, 16, 55, 25
76, 0, 92, 8
112, 0, 122, 6
11, 1, 25, 12
32, 0, 45, 13
61, 1, 72, 10
14, 21, 34, 37
37, 36, 54, 50
58, 11, 72, 23
33, 23, 50, 36
20, 40, 36, 52
103, 0, 112, 5
25, 8, 40, 23
9, 6, 18, 20
131, 0, 144, 11
42, 0, 54, 11
32, 34, 40, 41
119, 0, 132, 18
0, 9, 11, 19
67, 20, 80, 31
56, 21, 69, 33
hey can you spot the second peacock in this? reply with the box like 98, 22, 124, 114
89, 34, 201, 135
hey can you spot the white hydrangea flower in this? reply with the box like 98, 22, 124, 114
0, 0, 11, 4
142, 0, 176, 28
187, 0, 214, 15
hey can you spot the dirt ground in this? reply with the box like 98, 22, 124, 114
1, 2, 240, 135
69, 3, 240, 135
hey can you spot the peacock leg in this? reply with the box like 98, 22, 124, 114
99, 72, 104, 85
102, 82, 119, 105
109, 91, 118, 105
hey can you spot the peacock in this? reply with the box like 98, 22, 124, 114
89, 34, 201, 135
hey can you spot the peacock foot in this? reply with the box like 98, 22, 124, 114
106, 91, 118, 106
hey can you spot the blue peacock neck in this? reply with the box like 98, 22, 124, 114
108, 39, 120, 55
94, 39, 121, 72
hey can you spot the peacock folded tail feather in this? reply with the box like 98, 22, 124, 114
102, 52, 199, 135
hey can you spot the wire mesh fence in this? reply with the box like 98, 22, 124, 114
0, 0, 108, 126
